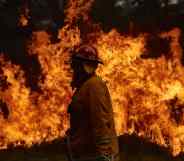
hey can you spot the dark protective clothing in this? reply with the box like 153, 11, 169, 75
67, 75, 119, 160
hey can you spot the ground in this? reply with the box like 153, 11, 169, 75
0, 135, 183, 161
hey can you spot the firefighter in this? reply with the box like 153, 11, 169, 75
66, 45, 119, 161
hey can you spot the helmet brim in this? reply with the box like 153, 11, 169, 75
72, 55, 104, 65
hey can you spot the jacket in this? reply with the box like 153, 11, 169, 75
67, 74, 119, 160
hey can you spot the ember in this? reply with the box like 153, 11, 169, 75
0, 0, 184, 157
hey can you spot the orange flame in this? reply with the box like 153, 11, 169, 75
0, 0, 183, 156
96, 28, 184, 156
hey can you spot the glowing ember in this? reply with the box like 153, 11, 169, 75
0, 0, 183, 157
19, 14, 28, 27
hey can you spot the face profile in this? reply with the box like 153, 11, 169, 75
69, 45, 102, 89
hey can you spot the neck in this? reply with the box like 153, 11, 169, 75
71, 72, 95, 89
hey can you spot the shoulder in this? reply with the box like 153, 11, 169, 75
86, 75, 105, 87
83, 75, 108, 95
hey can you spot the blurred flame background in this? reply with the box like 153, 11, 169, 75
0, 0, 184, 156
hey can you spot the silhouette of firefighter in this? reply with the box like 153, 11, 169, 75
66, 45, 119, 161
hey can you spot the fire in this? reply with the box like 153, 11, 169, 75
0, 53, 70, 148
18, 3, 29, 27
0, 0, 183, 157
19, 14, 28, 27
96, 28, 184, 156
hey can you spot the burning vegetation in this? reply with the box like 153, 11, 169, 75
0, 0, 184, 157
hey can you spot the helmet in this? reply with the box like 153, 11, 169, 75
72, 45, 103, 64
